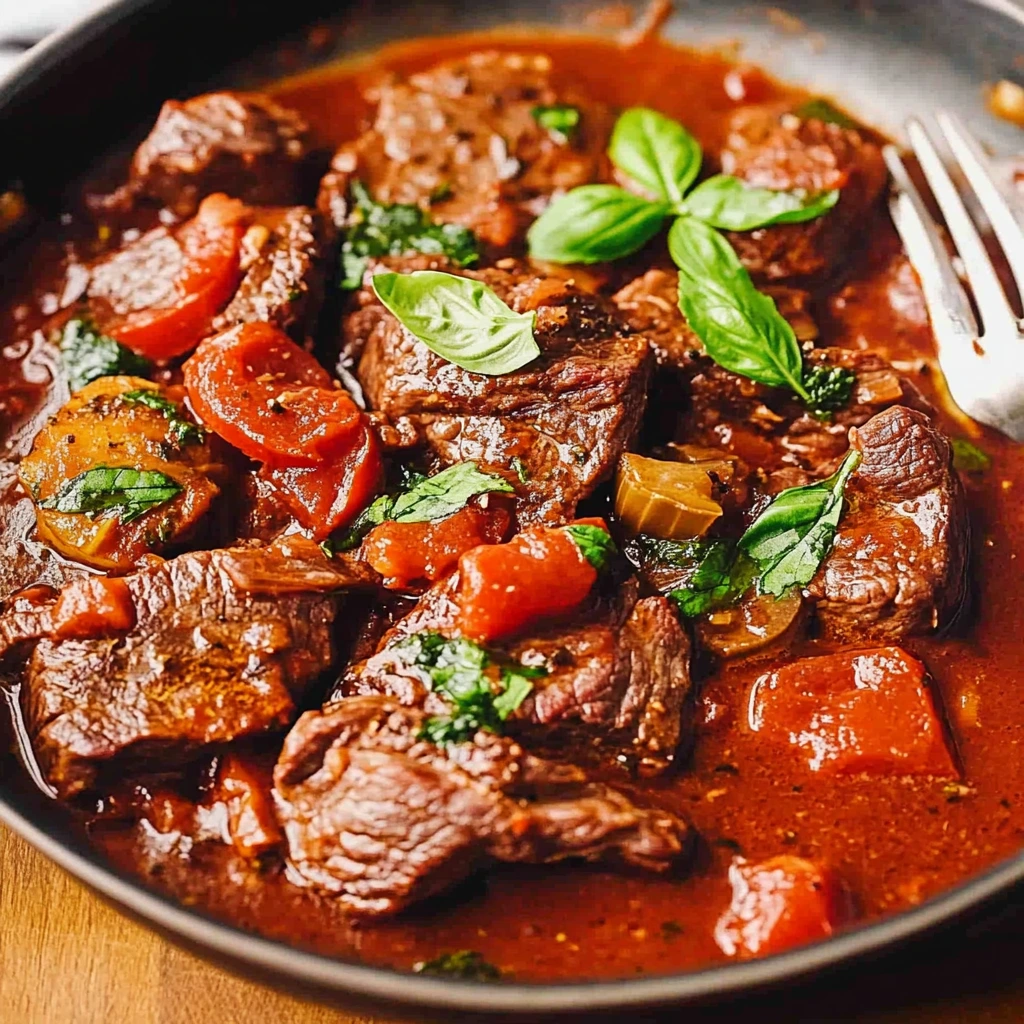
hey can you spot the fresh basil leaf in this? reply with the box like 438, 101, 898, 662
40, 465, 182, 525
801, 362, 856, 418
340, 180, 479, 290
391, 461, 514, 522
682, 174, 840, 231
527, 185, 668, 264
951, 438, 991, 473
564, 523, 617, 572
414, 951, 502, 980
60, 317, 151, 393
532, 104, 580, 140
794, 98, 858, 129
398, 632, 542, 745
609, 107, 703, 205
120, 388, 205, 446
738, 448, 861, 597
668, 216, 809, 399
372, 270, 539, 375
645, 538, 756, 617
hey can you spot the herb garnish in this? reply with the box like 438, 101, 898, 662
801, 362, 857, 418
340, 180, 479, 290
793, 97, 858, 129
334, 461, 513, 551
120, 389, 205, 446
532, 104, 580, 141
413, 950, 502, 980
393, 632, 542, 745
526, 107, 842, 414
372, 270, 540, 375
564, 523, 618, 573
738, 448, 861, 597
951, 438, 991, 473
40, 466, 181, 524
60, 317, 150, 392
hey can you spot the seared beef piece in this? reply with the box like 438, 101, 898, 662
273, 695, 692, 914
718, 105, 887, 282
342, 575, 693, 775
349, 259, 653, 524
808, 406, 969, 641
613, 266, 819, 370
212, 206, 331, 340
317, 52, 614, 253
4, 539, 374, 797
127, 92, 311, 217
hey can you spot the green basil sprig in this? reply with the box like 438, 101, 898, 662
60, 317, 150, 393
738, 448, 861, 596
414, 951, 502, 980
372, 270, 540, 375
340, 180, 479, 290
392, 632, 542, 745
40, 466, 182, 524
333, 461, 513, 551
526, 106, 843, 415
120, 389, 205, 447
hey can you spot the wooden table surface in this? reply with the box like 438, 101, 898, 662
4, 823, 1024, 1024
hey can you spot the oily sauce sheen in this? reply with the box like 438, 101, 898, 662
1, 30, 1023, 981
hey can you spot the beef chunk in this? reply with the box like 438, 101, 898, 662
318, 52, 614, 252
808, 406, 969, 641
212, 206, 331, 339
3, 539, 373, 797
349, 260, 652, 524
128, 92, 311, 216
613, 266, 818, 370
342, 575, 693, 775
272, 695, 691, 914
718, 106, 887, 282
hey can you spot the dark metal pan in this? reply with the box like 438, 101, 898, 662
2, 0, 1023, 1012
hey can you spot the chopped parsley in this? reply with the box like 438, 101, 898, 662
802, 362, 857, 419
951, 438, 991, 473
564, 524, 618, 573
60, 317, 150, 393
531, 104, 581, 141
413, 950, 502, 980
120, 389, 205, 446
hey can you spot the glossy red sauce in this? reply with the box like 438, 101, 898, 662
1, 29, 1022, 982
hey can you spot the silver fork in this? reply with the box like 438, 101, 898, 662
884, 112, 1024, 442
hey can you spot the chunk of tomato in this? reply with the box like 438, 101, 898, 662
747, 647, 957, 776
714, 856, 851, 958
456, 520, 603, 643
262, 421, 382, 539
363, 502, 513, 591
51, 576, 136, 640
91, 193, 247, 360
183, 321, 362, 466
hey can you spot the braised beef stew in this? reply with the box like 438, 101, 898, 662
1, 28, 1022, 983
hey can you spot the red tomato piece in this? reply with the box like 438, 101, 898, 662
52, 576, 136, 640
456, 519, 603, 643
714, 856, 851, 958
92, 193, 247, 360
263, 422, 382, 539
748, 647, 957, 776
363, 502, 513, 591
183, 321, 361, 466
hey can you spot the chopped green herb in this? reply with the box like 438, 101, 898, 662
341, 180, 479, 290
429, 181, 453, 204
120, 388, 204, 446
413, 950, 502, 980
793, 97, 859, 129
951, 438, 991, 473
39, 465, 181, 525
60, 317, 150, 393
393, 632, 541, 745
801, 362, 857, 418
334, 462, 513, 551
738, 448, 861, 597
564, 524, 618, 573
531, 103, 581, 140
510, 456, 529, 483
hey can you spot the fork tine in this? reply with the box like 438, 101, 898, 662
883, 145, 979, 345
936, 109, 1024, 296
906, 117, 1018, 341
